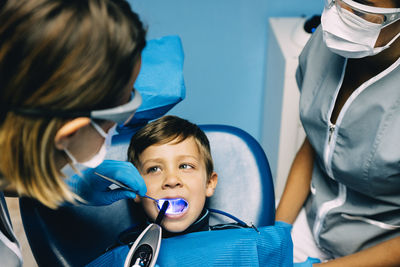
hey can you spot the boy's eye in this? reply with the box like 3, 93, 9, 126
146, 166, 161, 173
179, 163, 193, 170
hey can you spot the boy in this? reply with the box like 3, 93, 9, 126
127, 115, 246, 238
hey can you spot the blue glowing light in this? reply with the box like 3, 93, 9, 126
157, 198, 188, 215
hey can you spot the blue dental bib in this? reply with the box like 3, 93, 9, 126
86, 222, 293, 267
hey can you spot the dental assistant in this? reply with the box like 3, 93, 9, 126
0, 0, 148, 266
276, 0, 400, 266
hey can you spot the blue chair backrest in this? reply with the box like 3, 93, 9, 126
201, 125, 275, 227
19, 124, 275, 266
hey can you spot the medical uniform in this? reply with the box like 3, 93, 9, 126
296, 26, 400, 258
0, 193, 23, 267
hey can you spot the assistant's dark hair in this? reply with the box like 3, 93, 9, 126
0, 0, 146, 208
128, 116, 214, 179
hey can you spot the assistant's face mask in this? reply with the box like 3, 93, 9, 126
321, 5, 400, 58
64, 121, 117, 168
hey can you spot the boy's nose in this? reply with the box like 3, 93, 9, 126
162, 174, 183, 189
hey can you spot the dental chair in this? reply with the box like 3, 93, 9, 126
19, 123, 275, 267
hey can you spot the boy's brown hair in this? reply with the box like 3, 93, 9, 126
128, 115, 214, 179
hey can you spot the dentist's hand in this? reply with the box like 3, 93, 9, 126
67, 160, 147, 206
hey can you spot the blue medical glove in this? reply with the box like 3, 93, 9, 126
294, 257, 321, 267
67, 160, 147, 206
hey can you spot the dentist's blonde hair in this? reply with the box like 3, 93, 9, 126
0, 0, 146, 208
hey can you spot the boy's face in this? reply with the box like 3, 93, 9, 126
136, 137, 218, 233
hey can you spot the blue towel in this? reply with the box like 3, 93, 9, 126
86, 222, 293, 267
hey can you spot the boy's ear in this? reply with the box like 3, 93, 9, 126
54, 117, 91, 150
206, 172, 218, 197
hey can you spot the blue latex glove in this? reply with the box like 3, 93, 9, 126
67, 160, 147, 206
294, 257, 321, 267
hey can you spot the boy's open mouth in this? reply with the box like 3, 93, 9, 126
157, 198, 188, 215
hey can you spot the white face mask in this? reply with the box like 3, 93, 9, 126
64, 122, 117, 168
321, 5, 400, 58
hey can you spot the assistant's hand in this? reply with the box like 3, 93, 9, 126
294, 257, 321, 267
67, 160, 147, 206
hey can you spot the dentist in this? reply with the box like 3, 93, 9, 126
276, 0, 400, 266
0, 0, 147, 266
